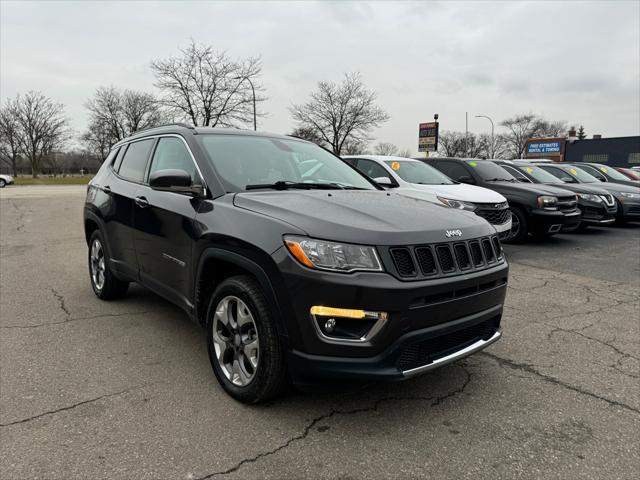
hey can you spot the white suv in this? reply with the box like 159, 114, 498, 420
344, 155, 512, 238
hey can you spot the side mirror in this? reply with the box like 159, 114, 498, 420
458, 176, 475, 185
373, 176, 397, 188
149, 169, 203, 196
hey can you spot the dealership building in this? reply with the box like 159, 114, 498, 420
523, 131, 640, 167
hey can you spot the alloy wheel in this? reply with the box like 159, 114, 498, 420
90, 239, 106, 290
211, 296, 260, 387
507, 210, 521, 241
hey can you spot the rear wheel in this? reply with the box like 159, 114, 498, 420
503, 206, 528, 243
88, 230, 129, 300
0, 179, 6, 188
206, 275, 287, 403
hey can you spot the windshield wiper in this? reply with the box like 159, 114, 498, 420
485, 178, 513, 182
245, 181, 345, 191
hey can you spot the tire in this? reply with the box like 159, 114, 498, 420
88, 230, 129, 300
577, 223, 589, 232
0, 179, 6, 188
206, 275, 287, 404
503, 206, 528, 244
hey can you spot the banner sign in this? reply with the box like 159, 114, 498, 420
527, 141, 561, 154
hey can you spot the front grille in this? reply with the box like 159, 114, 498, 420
436, 245, 455, 272
415, 247, 437, 275
396, 317, 499, 371
629, 205, 640, 214
454, 244, 471, 270
469, 241, 484, 266
390, 248, 416, 277
558, 196, 578, 213
475, 207, 511, 225
385, 235, 504, 280
601, 194, 615, 207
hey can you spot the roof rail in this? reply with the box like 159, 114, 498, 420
133, 122, 196, 135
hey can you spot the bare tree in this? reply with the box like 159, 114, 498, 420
0, 99, 22, 176
83, 86, 165, 159
397, 148, 413, 158
341, 138, 369, 155
437, 131, 467, 157
373, 142, 398, 156
151, 41, 264, 128
534, 119, 568, 138
290, 73, 390, 155
12, 91, 69, 177
289, 127, 325, 146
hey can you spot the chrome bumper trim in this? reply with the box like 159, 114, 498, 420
402, 330, 502, 377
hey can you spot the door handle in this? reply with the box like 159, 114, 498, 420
135, 196, 149, 208
101, 185, 111, 194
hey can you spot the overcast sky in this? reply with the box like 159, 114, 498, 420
1, 0, 638, 153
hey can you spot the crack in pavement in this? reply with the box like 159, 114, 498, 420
8, 199, 25, 232
481, 352, 640, 415
0, 310, 152, 329
50, 288, 70, 317
195, 366, 472, 479
0, 385, 146, 427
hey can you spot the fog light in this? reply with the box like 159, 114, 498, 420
324, 318, 336, 333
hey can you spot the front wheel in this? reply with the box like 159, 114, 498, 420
503, 206, 528, 243
88, 230, 129, 300
0, 179, 6, 188
206, 275, 287, 403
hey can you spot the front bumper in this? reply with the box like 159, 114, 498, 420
579, 200, 616, 226
530, 209, 581, 233
271, 247, 508, 383
619, 199, 640, 219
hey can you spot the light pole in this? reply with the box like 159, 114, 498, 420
234, 76, 257, 130
475, 114, 495, 158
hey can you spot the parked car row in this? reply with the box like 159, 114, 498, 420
343, 155, 639, 243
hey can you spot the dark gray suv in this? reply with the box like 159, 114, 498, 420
84, 124, 508, 403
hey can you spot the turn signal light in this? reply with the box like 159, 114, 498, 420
310, 306, 388, 320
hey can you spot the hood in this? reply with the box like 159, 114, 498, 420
542, 182, 610, 195
486, 180, 576, 198
400, 184, 506, 203
233, 190, 493, 245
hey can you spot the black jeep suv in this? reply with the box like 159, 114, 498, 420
494, 160, 617, 229
84, 125, 508, 403
422, 158, 581, 243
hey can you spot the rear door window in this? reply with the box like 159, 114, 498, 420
355, 159, 393, 181
118, 139, 155, 183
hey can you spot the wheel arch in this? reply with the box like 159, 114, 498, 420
195, 248, 291, 342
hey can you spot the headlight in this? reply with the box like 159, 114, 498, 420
437, 196, 477, 211
284, 236, 383, 272
576, 193, 602, 203
620, 192, 640, 199
537, 195, 558, 210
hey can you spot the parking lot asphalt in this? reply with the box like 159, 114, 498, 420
1, 185, 639, 480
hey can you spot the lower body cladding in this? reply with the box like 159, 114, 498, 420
531, 209, 581, 234
271, 249, 508, 384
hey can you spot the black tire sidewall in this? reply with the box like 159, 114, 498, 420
205, 276, 285, 403
88, 230, 128, 299
0, 179, 6, 188
505, 206, 528, 243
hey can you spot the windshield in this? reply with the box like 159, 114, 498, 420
560, 165, 600, 183
384, 160, 454, 185
466, 160, 515, 181
197, 135, 375, 191
581, 164, 629, 181
517, 165, 563, 184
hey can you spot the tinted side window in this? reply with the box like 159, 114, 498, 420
118, 139, 154, 183
355, 159, 392, 180
149, 137, 199, 183
438, 162, 469, 181
113, 145, 126, 172
544, 166, 575, 182
578, 165, 605, 180
503, 165, 531, 182
342, 158, 358, 167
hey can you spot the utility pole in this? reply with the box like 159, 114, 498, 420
465, 112, 469, 157
475, 114, 495, 158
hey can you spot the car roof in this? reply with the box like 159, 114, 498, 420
114, 123, 312, 148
